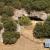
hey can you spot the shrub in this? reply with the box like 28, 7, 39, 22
3, 20, 17, 32
0, 0, 50, 13
0, 2, 5, 15
43, 21, 50, 37
21, 0, 33, 13
32, 1, 48, 11
33, 21, 50, 38
33, 22, 44, 38
12, 0, 22, 9
1, 16, 13, 23
2, 13, 10, 17
3, 0, 22, 9
2, 31, 20, 44
45, 8, 50, 13
46, 16, 50, 21
0, 23, 3, 31
2, 6, 14, 17
18, 16, 31, 26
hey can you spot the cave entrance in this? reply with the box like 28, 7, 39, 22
18, 16, 43, 21
29, 16, 43, 21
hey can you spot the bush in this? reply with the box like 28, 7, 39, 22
12, 0, 22, 9
0, 23, 3, 31
43, 21, 50, 37
45, 8, 50, 13
2, 31, 20, 44
0, 2, 5, 15
21, 0, 33, 13
32, 1, 48, 11
1, 0, 50, 13
3, 0, 22, 9
1, 17, 11, 23
18, 16, 31, 26
2, 13, 10, 17
46, 16, 50, 21
33, 22, 44, 38
3, 20, 17, 32
33, 21, 50, 38
2, 6, 14, 17
0, 0, 50, 13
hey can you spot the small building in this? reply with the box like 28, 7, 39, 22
44, 39, 50, 48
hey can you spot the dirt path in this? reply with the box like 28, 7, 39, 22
0, 35, 48, 50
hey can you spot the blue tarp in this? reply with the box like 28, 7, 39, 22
44, 39, 50, 48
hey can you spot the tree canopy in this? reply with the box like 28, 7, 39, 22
0, 0, 50, 14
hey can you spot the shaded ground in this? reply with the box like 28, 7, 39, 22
0, 21, 49, 50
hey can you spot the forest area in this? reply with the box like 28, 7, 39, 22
0, 0, 50, 15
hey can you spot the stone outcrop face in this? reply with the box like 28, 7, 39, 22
12, 9, 28, 20
30, 11, 47, 20
13, 9, 47, 21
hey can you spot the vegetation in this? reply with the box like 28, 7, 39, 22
46, 16, 50, 21
32, 1, 48, 11
0, 2, 5, 15
0, 23, 3, 31
18, 16, 31, 26
0, 0, 50, 44
2, 31, 20, 44
0, 0, 50, 14
2, 6, 14, 17
1, 17, 11, 23
33, 21, 50, 38
1, 14, 20, 45
33, 22, 44, 38
3, 20, 17, 32
43, 21, 50, 37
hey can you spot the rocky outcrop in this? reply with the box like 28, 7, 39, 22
30, 11, 47, 20
12, 9, 47, 21
12, 9, 28, 20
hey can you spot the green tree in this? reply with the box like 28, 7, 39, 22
33, 22, 44, 38
3, 20, 17, 32
33, 21, 50, 38
32, 1, 48, 11
3, 0, 22, 9
12, 0, 22, 9
2, 31, 20, 44
43, 21, 50, 37
0, 2, 5, 15
21, 0, 34, 13
2, 6, 14, 17
46, 16, 50, 21
18, 16, 31, 26
0, 23, 3, 31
